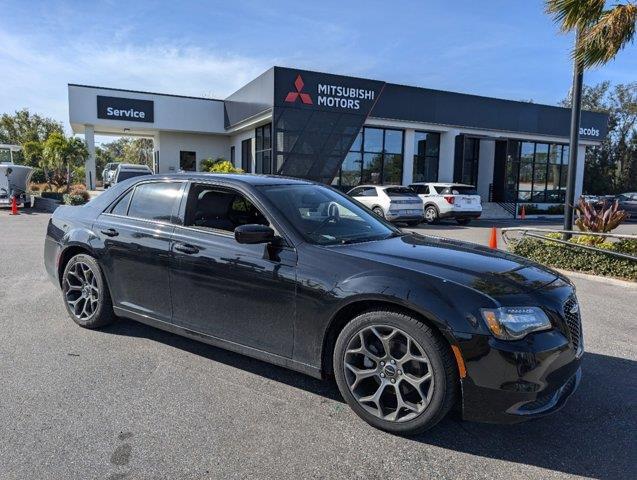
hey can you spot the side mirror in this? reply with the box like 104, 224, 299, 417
234, 224, 275, 244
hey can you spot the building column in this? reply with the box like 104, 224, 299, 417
153, 133, 161, 173
402, 129, 415, 185
477, 140, 495, 200
438, 129, 459, 182
84, 125, 96, 190
574, 144, 587, 199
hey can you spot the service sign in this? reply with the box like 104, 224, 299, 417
97, 96, 154, 123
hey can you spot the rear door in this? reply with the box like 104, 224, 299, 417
94, 180, 185, 322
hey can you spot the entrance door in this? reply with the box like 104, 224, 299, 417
180, 151, 196, 172
453, 135, 480, 186
241, 139, 252, 173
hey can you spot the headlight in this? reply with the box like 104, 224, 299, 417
480, 307, 551, 340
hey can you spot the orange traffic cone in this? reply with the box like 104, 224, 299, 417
489, 227, 498, 249
9, 196, 19, 215
520, 205, 526, 220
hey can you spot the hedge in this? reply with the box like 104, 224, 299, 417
510, 236, 637, 281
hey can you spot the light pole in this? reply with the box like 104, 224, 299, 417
563, 30, 584, 239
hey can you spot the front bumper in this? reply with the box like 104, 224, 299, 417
457, 328, 583, 424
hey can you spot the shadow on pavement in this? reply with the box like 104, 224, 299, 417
104, 318, 635, 479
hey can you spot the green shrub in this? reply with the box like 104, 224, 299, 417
63, 184, 90, 205
41, 191, 64, 201
200, 157, 243, 173
511, 237, 637, 281
72, 166, 86, 184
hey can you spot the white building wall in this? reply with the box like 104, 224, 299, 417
402, 129, 415, 185
156, 132, 230, 173
438, 129, 459, 182
477, 140, 495, 199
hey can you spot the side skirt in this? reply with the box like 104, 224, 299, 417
113, 306, 323, 379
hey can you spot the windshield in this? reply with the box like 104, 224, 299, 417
258, 184, 400, 245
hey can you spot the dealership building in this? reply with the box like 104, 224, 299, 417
68, 66, 608, 206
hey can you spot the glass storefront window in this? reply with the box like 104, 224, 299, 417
412, 131, 440, 183
255, 123, 272, 174
363, 128, 383, 152
333, 127, 404, 188
506, 141, 570, 203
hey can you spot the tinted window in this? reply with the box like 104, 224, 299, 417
110, 189, 133, 215
362, 187, 377, 197
385, 187, 417, 197
410, 185, 429, 195
185, 184, 269, 233
440, 186, 478, 195
127, 182, 182, 222
117, 170, 151, 182
348, 187, 364, 197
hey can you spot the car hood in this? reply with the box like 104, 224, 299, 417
329, 233, 564, 296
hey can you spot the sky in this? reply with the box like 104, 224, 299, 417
1, 0, 636, 136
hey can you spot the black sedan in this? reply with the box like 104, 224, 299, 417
44, 174, 583, 435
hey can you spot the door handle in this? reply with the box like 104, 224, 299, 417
100, 228, 119, 237
174, 243, 199, 254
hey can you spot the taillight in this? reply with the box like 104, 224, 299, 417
444, 196, 455, 204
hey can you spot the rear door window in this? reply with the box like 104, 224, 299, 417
385, 187, 418, 197
110, 189, 133, 215
127, 182, 183, 222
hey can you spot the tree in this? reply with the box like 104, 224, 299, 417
42, 132, 88, 190
0, 109, 64, 166
546, 0, 637, 234
560, 81, 637, 194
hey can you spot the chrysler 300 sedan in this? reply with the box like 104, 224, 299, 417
44, 173, 583, 435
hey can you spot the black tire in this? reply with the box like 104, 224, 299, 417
61, 253, 115, 329
372, 207, 385, 219
424, 205, 439, 224
456, 218, 471, 225
333, 309, 457, 435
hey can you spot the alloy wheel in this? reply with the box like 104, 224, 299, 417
64, 261, 100, 320
425, 207, 437, 223
343, 325, 435, 422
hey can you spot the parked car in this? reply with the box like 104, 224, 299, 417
615, 192, 637, 220
347, 185, 424, 225
101, 163, 119, 188
44, 173, 583, 435
112, 163, 152, 185
409, 183, 482, 225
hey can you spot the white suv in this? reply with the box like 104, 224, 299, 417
101, 163, 119, 188
409, 183, 482, 225
347, 185, 424, 225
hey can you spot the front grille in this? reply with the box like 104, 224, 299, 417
563, 296, 582, 352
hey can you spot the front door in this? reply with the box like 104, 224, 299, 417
241, 139, 252, 173
169, 183, 296, 358
94, 180, 185, 322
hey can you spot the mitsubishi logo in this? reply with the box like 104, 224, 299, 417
284, 75, 313, 105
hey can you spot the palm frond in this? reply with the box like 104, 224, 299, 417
576, 4, 637, 67
545, 0, 605, 31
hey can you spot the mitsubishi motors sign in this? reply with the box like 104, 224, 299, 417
275, 68, 384, 113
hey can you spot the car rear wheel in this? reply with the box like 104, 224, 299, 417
424, 205, 438, 224
62, 253, 115, 329
372, 207, 385, 219
456, 218, 471, 225
333, 309, 457, 435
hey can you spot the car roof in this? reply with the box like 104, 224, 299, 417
409, 182, 475, 188
148, 172, 315, 186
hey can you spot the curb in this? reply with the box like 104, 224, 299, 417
555, 268, 636, 288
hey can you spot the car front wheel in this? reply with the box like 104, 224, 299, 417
333, 309, 457, 435
62, 253, 115, 329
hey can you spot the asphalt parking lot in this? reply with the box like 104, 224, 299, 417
1, 209, 635, 480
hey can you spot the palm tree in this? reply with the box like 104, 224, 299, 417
545, 0, 637, 235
